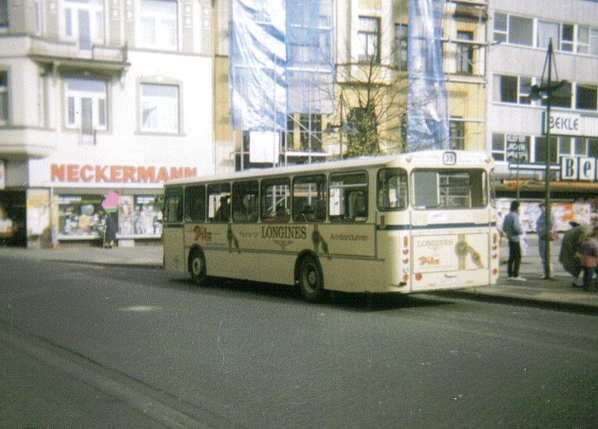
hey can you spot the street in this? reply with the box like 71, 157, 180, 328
1, 254, 597, 429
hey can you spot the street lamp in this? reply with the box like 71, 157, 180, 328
529, 39, 569, 280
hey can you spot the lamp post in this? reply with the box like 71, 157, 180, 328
530, 39, 568, 280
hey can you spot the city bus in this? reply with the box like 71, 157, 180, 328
163, 150, 499, 302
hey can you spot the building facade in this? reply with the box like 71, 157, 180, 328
0, 0, 216, 247
488, 0, 598, 222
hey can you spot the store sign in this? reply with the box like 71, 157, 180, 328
560, 156, 597, 181
50, 164, 198, 184
544, 112, 598, 137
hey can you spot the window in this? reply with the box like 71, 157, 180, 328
576, 84, 597, 110
232, 181, 259, 222
534, 136, 558, 164
140, 83, 179, 133
493, 13, 507, 43
164, 187, 183, 223
261, 178, 290, 222
456, 31, 474, 74
329, 172, 367, 222
65, 78, 107, 132
519, 77, 532, 104
358, 16, 380, 63
0, 0, 8, 27
413, 170, 487, 209
140, 0, 178, 50
449, 121, 465, 150
589, 139, 598, 158
0, 71, 7, 124
63, 0, 105, 50
208, 183, 231, 223
578, 26, 590, 54
184, 185, 205, 223
574, 138, 586, 156
591, 29, 598, 56
561, 24, 574, 52
508, 15, 533, 46
537, 21, 559, 49
299, 114, 322, 152
494, 75, 517, 103
394, 24, 408, 71
492, 133, 505, 162
293, 175, 326, 222
377, 168, 407, 210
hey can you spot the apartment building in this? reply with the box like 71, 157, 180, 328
0, 0, 215, 247
488, 0, 598, 210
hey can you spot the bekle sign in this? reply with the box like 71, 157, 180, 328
560, 156, 597, 181
544, 112, 598, 137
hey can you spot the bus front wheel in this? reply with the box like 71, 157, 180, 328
190, 249, 207, 286
297, 256, 324, 302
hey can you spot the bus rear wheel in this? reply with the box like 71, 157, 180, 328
190, 249, 207, 286
297, 256, 324, 302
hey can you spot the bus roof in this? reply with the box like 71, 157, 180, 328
164, 150, 493, 187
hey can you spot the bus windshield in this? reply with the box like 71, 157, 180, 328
412, 169, 488, 209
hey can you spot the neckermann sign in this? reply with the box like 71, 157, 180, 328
561, 156, 597, 181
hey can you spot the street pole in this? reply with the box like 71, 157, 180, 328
543, 41, 553, 280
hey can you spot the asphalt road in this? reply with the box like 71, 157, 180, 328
1, 256, 597, 429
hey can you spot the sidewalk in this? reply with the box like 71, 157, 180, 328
1, 238, 597, 311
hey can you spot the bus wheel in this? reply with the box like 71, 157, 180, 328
190, 249, 207, 286
297, 256, 324, 302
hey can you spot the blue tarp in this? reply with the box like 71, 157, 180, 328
407, 0, 450, 151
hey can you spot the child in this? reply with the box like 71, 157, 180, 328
577, 228, 598, 291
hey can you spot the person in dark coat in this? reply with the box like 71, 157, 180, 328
104, 212, 117, 248
559, 223, 592, 285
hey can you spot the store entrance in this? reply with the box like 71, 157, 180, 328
0, 190, 27, 247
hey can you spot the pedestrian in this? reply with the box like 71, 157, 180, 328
104, 212, 117, 249
536, 202, 555, 279
503, 200, 525, 281
576, 228, 598, 291
560, 223, 592, 287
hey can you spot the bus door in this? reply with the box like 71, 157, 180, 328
163, 186, 185, 272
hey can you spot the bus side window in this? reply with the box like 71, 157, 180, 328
377, 169, 407, 210
184, 185, 205, 223
208, 183, 231, 222
164, 187, 183, 223
329, 172, 368, 222
232, 180, 259, 222
261, 178, 291, 223
292, 174, 326, 223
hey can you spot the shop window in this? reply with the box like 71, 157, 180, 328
140, 83, 179, 133
576, 84, 597, 110
119, 195, 163, 236
139, 0, 178, 50
329, 172, 367, 222
65, 78, 107, 133
293, 175, 326, 222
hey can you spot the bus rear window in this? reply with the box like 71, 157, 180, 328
412, 170, 487, 209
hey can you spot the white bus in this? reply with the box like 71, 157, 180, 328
163, 150, 499, 301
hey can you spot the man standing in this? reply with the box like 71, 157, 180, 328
536, 202, 554, 279
503, 201, 525, 281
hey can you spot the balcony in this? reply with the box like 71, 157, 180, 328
26, 36, 129, 75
